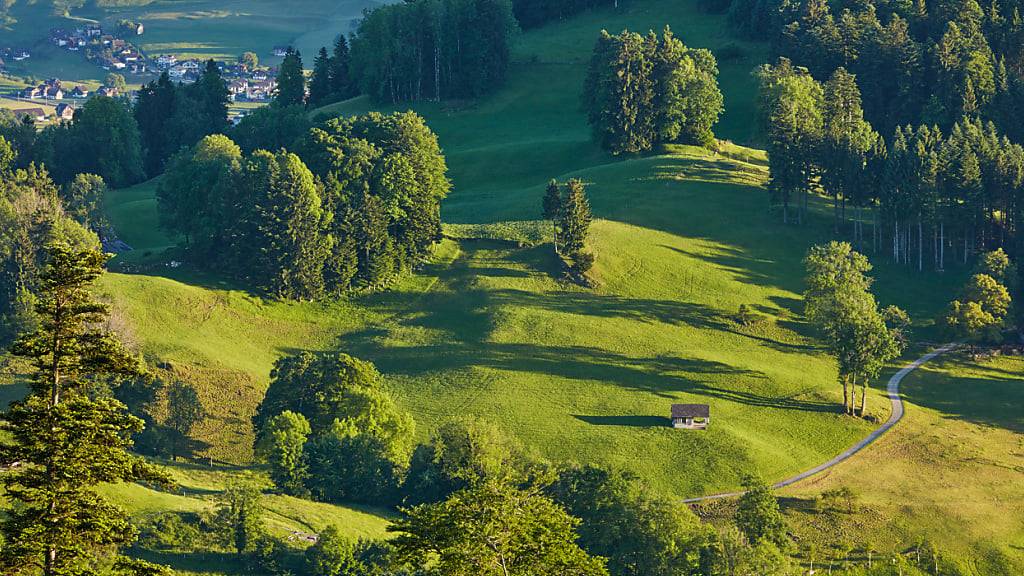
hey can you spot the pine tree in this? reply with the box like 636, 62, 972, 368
308, 47, 333, 108
275, 48, 306, 107
330, 34, 354, 99
820, 68, 879, 234
0, 242, 169, 576
560, 179, 593, 256
190, 59, 230, 135
242, 150, 330, 299
542, 179, 563, 252
134, 71, 179, 175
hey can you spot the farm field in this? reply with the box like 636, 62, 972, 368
1, 0, 387, 83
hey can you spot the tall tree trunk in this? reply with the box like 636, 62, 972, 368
859, 378, 868, 417
842, 375, 849, 415
918, 216, 923, 272
940, 221, 945, 270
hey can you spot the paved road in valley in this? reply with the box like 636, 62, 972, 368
682, 343, 958, 503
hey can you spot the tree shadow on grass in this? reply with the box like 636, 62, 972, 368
342, 333, 839, 413
573, 414, 669, 427
130, 549, 257, 576
902, 361, 1024, 432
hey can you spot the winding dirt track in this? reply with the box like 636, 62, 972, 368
682, 343, 958, 503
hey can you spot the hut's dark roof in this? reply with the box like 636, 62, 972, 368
671, 404, 710, 418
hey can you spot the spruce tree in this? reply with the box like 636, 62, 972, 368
275, 48, 306, 107
242, 150, 330, 299
0, 242, 169, 576
308, 46, 333, 108
330, 34, 354, 99
559, 179, 593, 256
542, 179, 563, 252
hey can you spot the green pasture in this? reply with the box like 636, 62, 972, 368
780, 352, 1024, 575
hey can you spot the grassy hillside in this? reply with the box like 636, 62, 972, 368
775, 352, 1024, 575
95, 462, 391, 576
3, 0, 1008, 573
101, 138, 960, 496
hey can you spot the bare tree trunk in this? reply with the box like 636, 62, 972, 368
918, 216, 923, 272
842, 375, 849, 415
859, 378, 868, 417
940, 222, 945, 270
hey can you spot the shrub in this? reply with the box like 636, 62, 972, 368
137, 513, 203, 551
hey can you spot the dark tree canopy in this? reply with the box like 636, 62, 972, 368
585, 27, 723, 154
350, 0, 519, 103
157, 111, 448, 297
35, 96, 145, 187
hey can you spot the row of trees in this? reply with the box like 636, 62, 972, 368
760, 59, 1024, 276
804, 242, 906, 416
0, 60, 231, 189
307, 36, 359, 108
584, 27, 724, 154
134, 62, 230, 175
156, 111, 449, 298
349, 0, 519, 103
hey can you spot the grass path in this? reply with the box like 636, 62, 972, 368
683, 342, 958, 502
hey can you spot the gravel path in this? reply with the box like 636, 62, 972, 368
682, 343, 958, 503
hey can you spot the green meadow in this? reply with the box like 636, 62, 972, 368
778, 352, 1024, 574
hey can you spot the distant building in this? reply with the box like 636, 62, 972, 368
670, 404, 710, 430
21, 86, 43, 99
55, 103, 75, 121
272, 46, 289, 57
13, 108, 48, 123
70, 85, 89, 98
135, 23, 145, 35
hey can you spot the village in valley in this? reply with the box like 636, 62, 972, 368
1, 19, 280, 125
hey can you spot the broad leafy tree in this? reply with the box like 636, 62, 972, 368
391, 479, 610, 576
256, 410, 311, 495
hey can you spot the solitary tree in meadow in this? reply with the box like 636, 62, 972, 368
543, 179, 563, 252
560, 178, 593, 256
